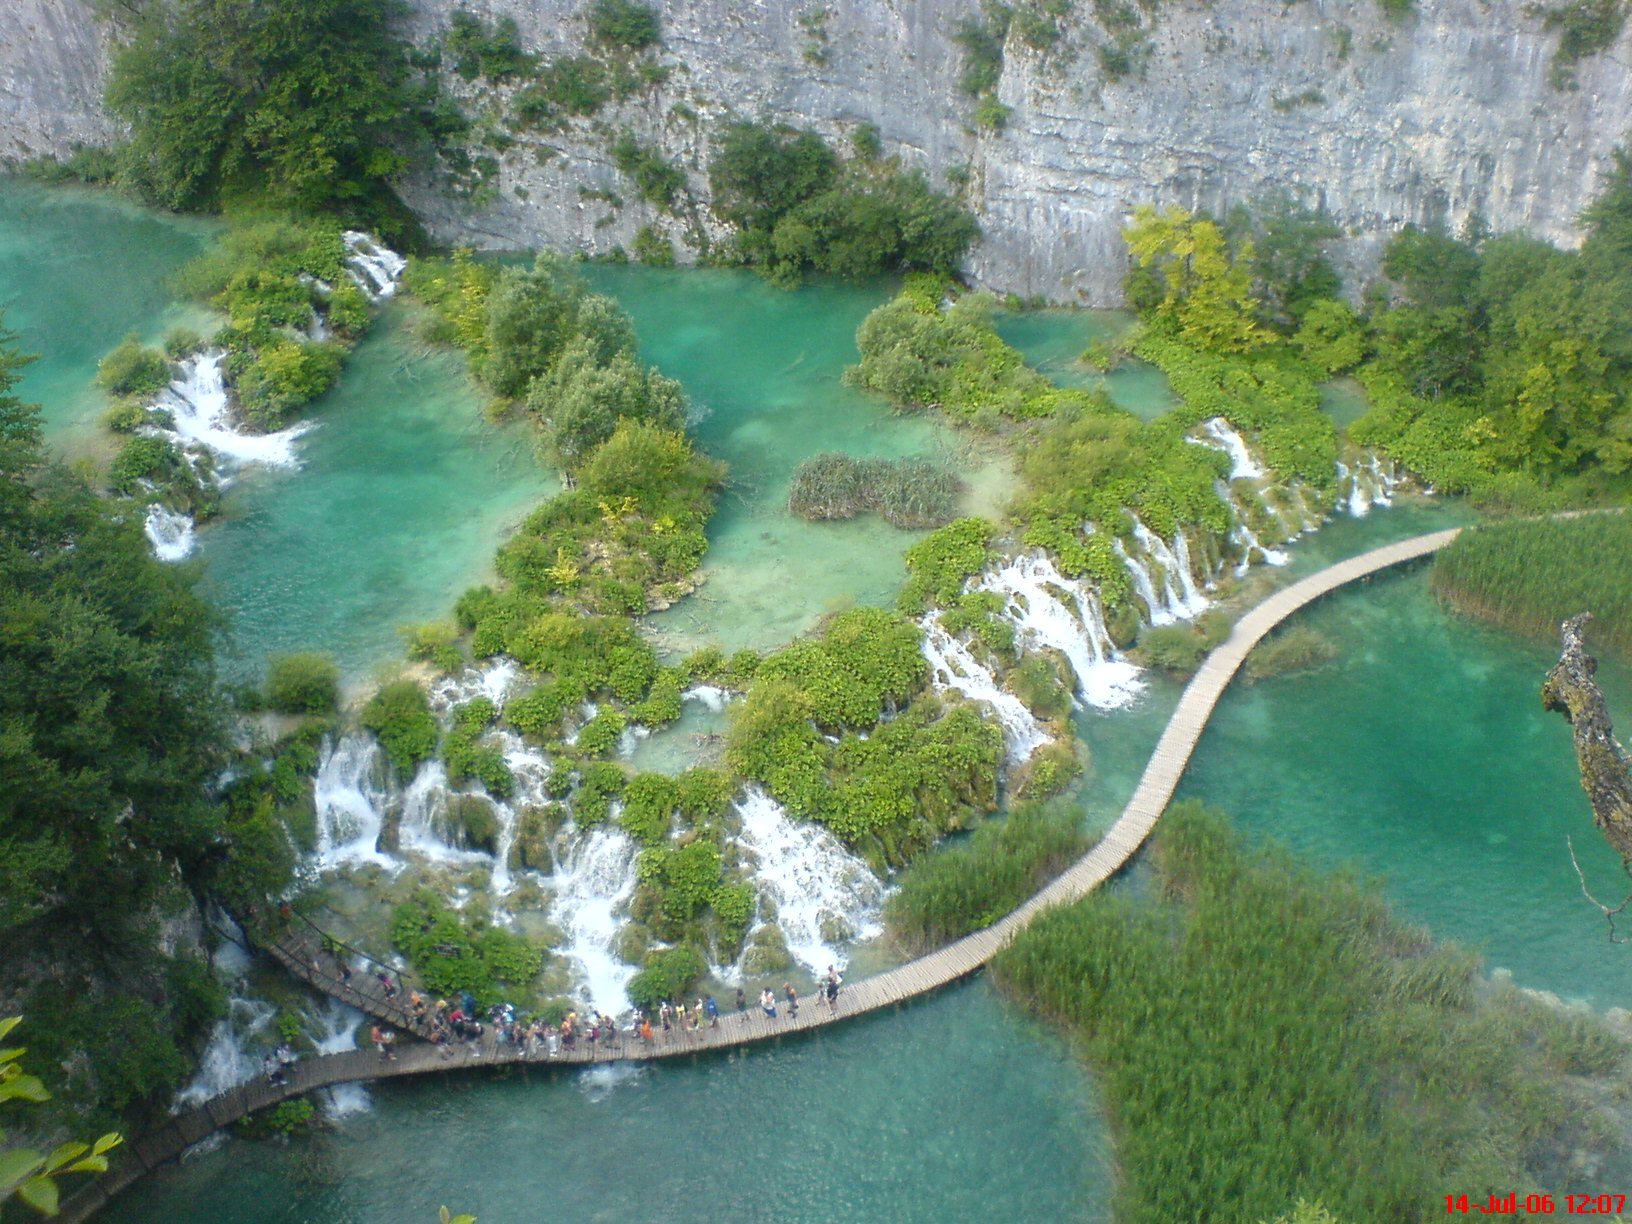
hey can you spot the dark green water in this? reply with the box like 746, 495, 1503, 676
995, 308, 1177, 420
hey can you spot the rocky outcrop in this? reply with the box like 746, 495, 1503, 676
5, 0, 1631, 302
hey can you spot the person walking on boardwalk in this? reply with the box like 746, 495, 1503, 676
824, 966, 842, 1009
760, 988, 778, 1019
370, 1024, 389, 1061
784, 983, 798, 1019
735, 986, 748, 1024
705, 995, 719, 1028
263, 1053, 287, 1087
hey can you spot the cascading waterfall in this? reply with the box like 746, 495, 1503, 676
682, 684, 731, 713
1337, 452, 1400, 517
1189, 416, 1265, 480
156, 352, 313, 468
1219, 482, 1289, 576
308, 998, 370, 1117
1117, 523, 1211, 624
731, 787, 884, 976
972, 553, 1145, 711
312, 734, 394, 870
174, 997, 276, 1110
550, 828, 640, 1012
920, 613, 1050, 761
143, 503, 196, 562
343, 231, 408, 301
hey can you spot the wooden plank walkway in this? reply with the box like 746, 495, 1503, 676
59, 527, 1460, 1224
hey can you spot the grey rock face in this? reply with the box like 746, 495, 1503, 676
0, 0, 120, 163
6, 0, 1630, 302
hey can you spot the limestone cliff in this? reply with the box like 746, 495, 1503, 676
4, 0, 1630, 302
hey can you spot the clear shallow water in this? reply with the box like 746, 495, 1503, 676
0, 177, 217, 451
1182, 563, 1632, 1006
581, 266, 1014, 657
995, 308, 1177, 420
198, 306, 549, 683
101, 981, 1112, 1224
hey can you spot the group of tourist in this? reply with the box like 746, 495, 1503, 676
274, 941, 851, 1073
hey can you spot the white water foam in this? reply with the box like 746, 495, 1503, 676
921, 613, 1049, 761
309, 998, 371, 1117
1189, 416, 1265, 480
550, 828, 640, 1012
1130, 521, 1211, 621
973, 552, 1146, 712
155, 352, 312, 469
174, 997, 276, 1110
312, 734, 395, 870
732, 787, 884, 976
682, 684, 732, 713
1219, 483, 1290, 576
1337, 452, 1399, 517
343, 231, 407, 301
144, 503, 196, 562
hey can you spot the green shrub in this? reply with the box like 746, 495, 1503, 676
361, 679, 438, 774
898, 517, 997, 612
400, 620, 463, 672
514, 56, 610, 127
586, 0, 662, 49
390, 893, 545, 1006
610, 131, 685, 207
787, 453, 960, 528
625, 944, 701, 1009
265, 653, 340, 714
1243, 625, 1337, 682
619, 773, 679, 844
632, 225, 676, 266
163, 326, 205, 360
97, 336, 171, 399
573, 759, 627, 825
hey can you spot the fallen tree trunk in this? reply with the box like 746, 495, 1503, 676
1541, 612, 1632, 870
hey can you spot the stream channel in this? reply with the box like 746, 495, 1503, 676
4, 178, 1628, 1223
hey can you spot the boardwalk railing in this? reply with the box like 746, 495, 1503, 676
58, 527, 1460, 1224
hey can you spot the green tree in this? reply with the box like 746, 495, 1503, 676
1124, 206, 1268, 353
481, 255, 591, 398
526, 340, 686, 469
108, 0, 427, 231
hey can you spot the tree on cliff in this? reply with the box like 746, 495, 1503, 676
107, 0, 427, 234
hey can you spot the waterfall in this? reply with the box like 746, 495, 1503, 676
312, 734, 394, 870
1338, 452, 1399, 517
143, 503, 196, 562
920, 613, 1050, 761
1188, 416, 1265, 479
972, 553, 1145, 711
343, 231, 407, 301
682, 684, 732, 713
155, 352, 312, 469
308, 998, 371, 1117
1119, 522, 1210, 624
173, 997, 276, 1110
1220, 483, 1290, 575
731, 787, 884, 976
549, 828, 641, 1013
394, 759, 479, 864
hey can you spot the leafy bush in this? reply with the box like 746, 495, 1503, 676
390, 893, 545, 1006
572, 759, 627, 825
446, 9, 533, 80
620, 773, 680, 844
526, 341, 684, 469
586, 0, 662, 49
632, 225, 676, 266
264, 653, 340, 714
610, 131, 685, 207
361, 680, 438, 774
97, 336, 170, 399
626, 944, 701, 1009
898, 517, 997, 612
513, 56, 611, 127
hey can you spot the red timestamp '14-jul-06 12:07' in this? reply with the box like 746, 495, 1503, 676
1445, 1194, 1628, 1215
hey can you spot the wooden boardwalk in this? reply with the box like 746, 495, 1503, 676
59, 526, 1459, 1224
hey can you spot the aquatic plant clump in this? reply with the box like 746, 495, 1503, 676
786, 452, 961, 528
992, 802, 1628, 1224
1433, 514, 1632, 657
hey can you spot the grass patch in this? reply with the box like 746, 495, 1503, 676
991, 801, 1628, 1224
1431, 514, 1632, 657
786, 453, 961, 528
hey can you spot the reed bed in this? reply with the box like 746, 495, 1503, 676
991, 802, 1626, 1224
884, 806, 1089, 956
787, 452, 960, 529
1432, 514, 1632, 657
